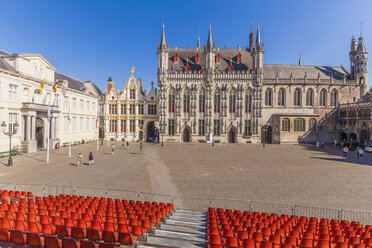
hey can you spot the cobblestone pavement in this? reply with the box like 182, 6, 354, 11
0, 141, 371, 211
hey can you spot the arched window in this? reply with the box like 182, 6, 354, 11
229, 90, 236, 113
33, 89, 42, 104
278, 88, 285, 106
265, 88, 272, 106
294, 118, 305, 131
214, 90, 221, 113
330, 89, 338, 106
319, 89, 327, 107
244, 120, 251, 136
309, 118, 317, 131
245, 91, 252, 113
293, 88, 301, 107
183, 91, 190, 113
282, 118, 290, 131
306, 88, 314, 107
168, 91, 175, 113
22, 88, 29, 102
199, 90, 205, 113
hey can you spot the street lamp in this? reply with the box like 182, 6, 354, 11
1, 121, 19, 166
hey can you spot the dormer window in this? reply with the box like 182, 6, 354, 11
237, 53, 241, 64
216, 53, 221, 63
174, 52, 178, 63
195, 53, 199, 63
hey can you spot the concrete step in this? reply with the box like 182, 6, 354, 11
168, 215, 206, 223
144, 235, 205, 248
159, 223, 206, 235
154, 229, 206, 242
165, 219, 206, 229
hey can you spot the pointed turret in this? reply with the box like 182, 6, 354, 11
249, 23, 254, 52
160, 23, 167, 49
351, 36, 357, 53
206, 24, 213, 51
255, 24, 261, 49
197, 36, 201, 49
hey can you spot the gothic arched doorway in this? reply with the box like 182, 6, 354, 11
360, 129, 370, 145
36, 118, 45, 148
340, 132, 347, 141
349, 133, 357, 141
181, 126, 191, 143
261, 125, 272, 144
227, 126, 237, 143
146, 121, 155, 142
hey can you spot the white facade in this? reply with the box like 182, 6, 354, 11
0, 50, 101, 153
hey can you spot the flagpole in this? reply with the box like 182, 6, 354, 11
47, 100, 51, 163
68, 107, 72, 157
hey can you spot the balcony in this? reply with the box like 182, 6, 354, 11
21, 102, 60, 113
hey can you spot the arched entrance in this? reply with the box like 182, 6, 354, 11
227, 126, 237, 143
261, 125, 272, 144
181, 126, 191, 143
146, 121, 155, 142
360, 129, 370, 145
349, 133, 357, 141
36, 118, 45, 148
340, 132, 347, 141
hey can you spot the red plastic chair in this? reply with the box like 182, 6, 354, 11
62, 238, 80, 248
209, 235, 222, 245
86, 229, 102, 241
102, 230, 117, 243
71, 227, 86, 239
243, 239, 256, 248
300, 239, 314, 248
10, 230, 26, 245
44, 236, 62, 248
26, 232, 44, 248
118, 232, 136, 245
316, 240, 331, 248
334, 243, 348, 248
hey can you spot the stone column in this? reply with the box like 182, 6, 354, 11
26, 115, 31, 141
31, 116, 36, 140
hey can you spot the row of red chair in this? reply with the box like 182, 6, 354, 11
208, 208, 372, 248
0, 189, 33, 199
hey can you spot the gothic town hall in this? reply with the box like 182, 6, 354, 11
157, 25, 367, 144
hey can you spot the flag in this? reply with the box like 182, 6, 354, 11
53, 81, 58, 93
39, 78, 45, 91
47, 100, 51, 121
200, 66, 204, 74
215, 65, 219, 72
62, 85, 67, 96
68, 107, 72, 123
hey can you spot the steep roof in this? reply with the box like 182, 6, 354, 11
55, 71, 87, 92
263, 64, 348, 80
168, 48, 252, 72
0, 50, 16, 73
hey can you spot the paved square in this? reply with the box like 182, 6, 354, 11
0, 142, 371, 212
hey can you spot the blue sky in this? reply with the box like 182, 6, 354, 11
0, 0, 371, 91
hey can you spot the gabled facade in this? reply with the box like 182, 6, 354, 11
104, 69, 159, 142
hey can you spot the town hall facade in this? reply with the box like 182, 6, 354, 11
157, 24, 367, 144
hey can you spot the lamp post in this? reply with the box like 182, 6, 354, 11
1, 121, 19, 166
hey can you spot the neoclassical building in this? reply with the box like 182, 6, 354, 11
104, 69, 159, 142
157, 24, 367, 144
0, 50, 101, 153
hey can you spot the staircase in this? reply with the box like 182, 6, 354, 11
136, 209, 207, 248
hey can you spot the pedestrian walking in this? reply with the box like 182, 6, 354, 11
356, 146, 360, 159
88, 152, 94, 165
122, 140, 125, 149
334, 139, 338, 148
140, 142, 143, 154
320, 141, 325, 149
126, 141, 130, 150
316, 141, 320, 148
359, 147, 364, 159
343, 146, 349, 158
77, 153, 83, 167
111, 144, 115, 155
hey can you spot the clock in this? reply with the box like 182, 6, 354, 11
33, 64, 44, 78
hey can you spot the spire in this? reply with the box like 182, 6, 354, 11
160, 21, 167, 49
197, 28, 201, 48
255, 24, 261, 49
360, 21, 363, 38
351, 35, 357, 52
249, 23, 254, 52
206, 24, 213, 51
299, 53, 302, 65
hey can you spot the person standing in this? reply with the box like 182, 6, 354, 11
122, 140, 125, 149
140, 142, 143, 154
88, 152, 94, 165
126, 141, 130, 150
356, 146, 360, 159
77, 153, 83, 167
343, 146, 349, 158
111, 144, 115, 155
359, 147, 364, 159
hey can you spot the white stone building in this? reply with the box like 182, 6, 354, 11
0, 50, 101, 153
157, 24, 367, 144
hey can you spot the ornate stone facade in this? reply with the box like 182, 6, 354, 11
104, 69, 159, 142
157, 25, 367, 144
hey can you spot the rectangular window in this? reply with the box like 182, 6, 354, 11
72, 98, 77, 109
129, 104, 135, 115
169, 94, 175, 113
148, 104, 157, 115
121, 120, 126, 132
244, 120, 252, 136
199, 94, 205, 113
92, 102, 96, 112
138, 104, 144, 115
8, 84, 18, 102
130, 89, 136, 99
198, 119, 205, 136
80, 99, 84, 110
80, 117, 84, 131
64, 96, 69, 108
214, 94, 220, 113
109, 104, 117, 115
229, 95, 236, 113
72, 117, 77, 131
129, 120, 135, 132
213, 120, 220, 136
121, 104, 126, 115
54, 94, 60, 106
86, 101, 90, 111
86, 117, 90, 130
110, 120, 117, 132
138, 120, 144, 129
168, 119, 175, 135
99, 104, 104, 113
183, 95, 190, 113
8, 113, 18, 134
64, 116, 69, 132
